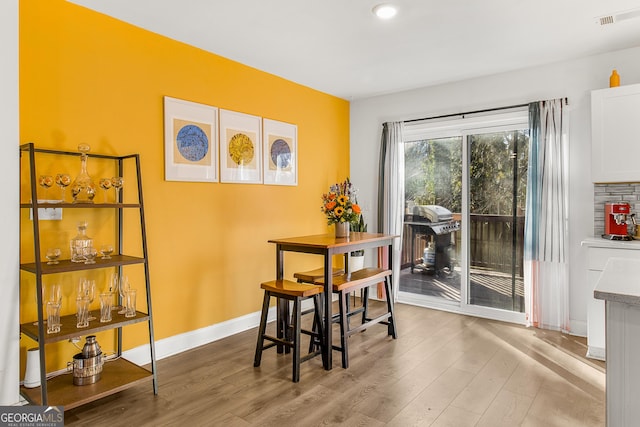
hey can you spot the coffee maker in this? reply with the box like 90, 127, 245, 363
603, 201, 634, 240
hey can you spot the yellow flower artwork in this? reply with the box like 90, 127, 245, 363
219, 109, 262, 183
228, 133, 255, 166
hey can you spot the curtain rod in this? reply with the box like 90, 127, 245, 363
403, 97, 568, 124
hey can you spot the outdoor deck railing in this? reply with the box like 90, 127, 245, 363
401, 214, 525, 276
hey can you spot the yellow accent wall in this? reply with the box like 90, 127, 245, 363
19, 0, 350, 371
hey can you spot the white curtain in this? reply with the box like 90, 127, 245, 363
524, 99, 569, 331
377, 121, 405, 300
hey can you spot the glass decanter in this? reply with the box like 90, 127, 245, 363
70, 221, 94, 263
70, 143, 97, 204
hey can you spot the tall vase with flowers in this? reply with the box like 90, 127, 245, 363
321, 178, 361, 238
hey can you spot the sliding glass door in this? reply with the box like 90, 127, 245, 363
402, 136, 462, 305
399, 111, 528, 323
467, 130, 528, 313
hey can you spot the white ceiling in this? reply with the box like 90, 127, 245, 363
68, 0, 640, 100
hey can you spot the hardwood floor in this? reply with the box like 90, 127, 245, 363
64, 302, 605, 426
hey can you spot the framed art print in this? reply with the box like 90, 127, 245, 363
263, 118, 297, 186
164, 96, 218, 182
219, 109, 262, 184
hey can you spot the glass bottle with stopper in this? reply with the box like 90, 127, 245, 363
71, 143, 97, 204
70, 220, 94, 263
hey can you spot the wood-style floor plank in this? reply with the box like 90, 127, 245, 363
63, 302, 605, 426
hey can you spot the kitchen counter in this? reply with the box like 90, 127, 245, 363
594, 257, 640, 305
581, 236, 640, 250
594, 256, 640, 426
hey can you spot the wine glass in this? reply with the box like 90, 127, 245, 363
55, 173, 71, 202
85, 279, 96, 321
99, 178, 112, 203
100, 244, 114, 260
108, 272, 117, 305
109, 272, 120, 310
77, 277, 87, 300
39, 175, 53, 200
111, 177, 124, 203
118, 275, 130, 314
45, 248, 61, 265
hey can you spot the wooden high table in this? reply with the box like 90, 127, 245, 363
268, 232, 398, 370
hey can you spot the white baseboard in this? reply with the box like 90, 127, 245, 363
125, 294, 339, 365
587, 345, 606, 361
569, 319, 587, 337
123, 306, 275, 365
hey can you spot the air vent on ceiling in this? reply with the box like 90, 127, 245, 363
597, 8, 640, 25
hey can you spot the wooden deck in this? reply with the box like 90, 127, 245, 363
399, 266, 525, 311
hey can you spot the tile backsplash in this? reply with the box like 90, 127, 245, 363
594, 183, 640, 236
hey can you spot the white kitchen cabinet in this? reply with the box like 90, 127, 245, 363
591, 82, 640, 183
581, 238, 640, 360
594, 257, 640, 426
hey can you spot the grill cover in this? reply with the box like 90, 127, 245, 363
412, 205, 453, 222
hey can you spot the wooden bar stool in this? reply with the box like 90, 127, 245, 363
317, 267, 396, 369
253, 279, 325, 383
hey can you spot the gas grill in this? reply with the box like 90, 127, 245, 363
404, 205, 460, 274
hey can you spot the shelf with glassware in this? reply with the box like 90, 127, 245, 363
18, 142, 158, 409
20, 308, 150, 344
20, 254, 145, 274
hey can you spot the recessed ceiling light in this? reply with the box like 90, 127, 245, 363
372, 4, 397, 20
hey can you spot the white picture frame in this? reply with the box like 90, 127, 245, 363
219, 109, 263, 184
263, 118, 297, 186
163, 96, 218, 182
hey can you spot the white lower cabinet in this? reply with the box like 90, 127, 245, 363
582, 240, 640, 360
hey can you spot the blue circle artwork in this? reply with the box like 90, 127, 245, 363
176, 124, 208, 162
271, 139, 291, 168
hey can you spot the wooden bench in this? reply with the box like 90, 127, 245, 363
316, 267, 396, 368
293, 267, 344, 284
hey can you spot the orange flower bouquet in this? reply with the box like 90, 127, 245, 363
321, 178, 361, 225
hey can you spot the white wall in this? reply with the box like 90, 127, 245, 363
350, 46, 640, 335
0, 0, 20, 405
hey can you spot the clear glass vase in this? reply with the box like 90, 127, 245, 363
70, 221, 93, 263
71, 143, 97, 204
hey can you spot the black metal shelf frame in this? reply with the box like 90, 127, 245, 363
19, 142, 158, 407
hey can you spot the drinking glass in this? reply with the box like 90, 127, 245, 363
39, 175, 53, 200
100, 292, 113, 322
111, 176, 124, 203
46, 301, 61, 334
76, 296, 90, 328
55, 173, 71, 202
100, 244, 114, 260
33, 283, 62, 325
118, 275, 130, 314
45, 248, 61, 265
125, 289, 137, 318
99, 178, 112, 203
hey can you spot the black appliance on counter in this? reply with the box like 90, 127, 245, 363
404, 205, 460, 274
